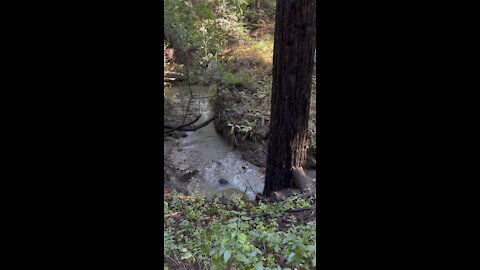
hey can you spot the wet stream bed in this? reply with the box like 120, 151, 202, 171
164, 85, 265, 200
164, 85, 315, 200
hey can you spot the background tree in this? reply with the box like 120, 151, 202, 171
264, 0, 316, 197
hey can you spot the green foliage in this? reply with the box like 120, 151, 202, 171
164, 191, 316, 269
222, 71, 253, 88
227, 117, 265, 141
244, 0, 277, 24
164, 0, 250, 63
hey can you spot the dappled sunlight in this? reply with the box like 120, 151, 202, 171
164, 0, 316, 269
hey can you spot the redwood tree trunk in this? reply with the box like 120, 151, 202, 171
264, 0, 316, 196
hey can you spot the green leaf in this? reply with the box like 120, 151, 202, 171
287, 252, 295, 263
242, 244, 251, 251
181, 252, 192, 260
223, 250, 231, 263
282, 236, 293, 244
255, 263, 264, 270
228, 217, 239, 223
238, 232, 247, 242
235, 253, 251, 264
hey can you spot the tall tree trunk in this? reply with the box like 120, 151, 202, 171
264, 0, 316, 197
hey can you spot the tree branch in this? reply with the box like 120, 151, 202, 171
174, 114, 217, 132
164, 114, 217, 134
164, 114, 201, 135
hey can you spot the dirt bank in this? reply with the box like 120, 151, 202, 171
212, 84, 317, 170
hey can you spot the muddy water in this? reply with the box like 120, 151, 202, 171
164, 85, 265, 200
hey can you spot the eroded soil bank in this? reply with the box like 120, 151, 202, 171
164, 84, 316, 200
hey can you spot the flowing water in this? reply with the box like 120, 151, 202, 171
164, 85, 265, 200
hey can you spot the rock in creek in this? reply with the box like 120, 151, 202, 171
218, 178, 229, 185
213, 188, 248, 202
179, 170, 199, 182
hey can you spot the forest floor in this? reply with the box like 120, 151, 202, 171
164, 185, 316, 270
164, 20, 317, 270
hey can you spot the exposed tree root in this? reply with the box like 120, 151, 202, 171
164, 114, 218, 134
164, 114, 201, 135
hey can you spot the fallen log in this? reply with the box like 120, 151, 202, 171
164, 71, 187, 81
164, 71, 185, 76
164, 114, 201, 135
165, 114, 217, 132
164, 77, 188, 82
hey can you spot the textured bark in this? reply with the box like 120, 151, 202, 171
263, 0, 316, 197
292, 166, 315, 192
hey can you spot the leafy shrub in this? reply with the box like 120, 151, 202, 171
164, 191, 316, 269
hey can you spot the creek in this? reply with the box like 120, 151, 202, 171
164, 85, 265, 200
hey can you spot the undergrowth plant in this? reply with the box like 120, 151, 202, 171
164, 191, 316, 269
